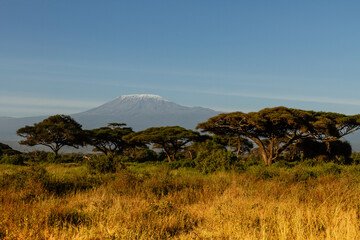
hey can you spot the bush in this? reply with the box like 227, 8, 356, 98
55, 153, 84, 163
0, 166, 51, 200
170, 158, 196, 169
27, 151, 49, 163
131, 149, 158, 162
272, 160, 297, 168
246, 164, 281, 180
0, 154, 27, 165
26, 152, 85, 163
290, 166, 317, 181
194, 149, 236, 174
352, 153, 360, 164
86, 154, 126, 173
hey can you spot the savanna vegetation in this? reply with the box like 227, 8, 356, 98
1, 107, 360, 239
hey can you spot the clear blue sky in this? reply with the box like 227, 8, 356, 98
1, 0, 360, 117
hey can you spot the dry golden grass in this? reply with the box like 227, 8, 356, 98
1, 164, 360, 239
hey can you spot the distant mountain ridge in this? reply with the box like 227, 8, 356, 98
72, 94, 219, 130
2, 94, 360, 152
0, 94, 220, 151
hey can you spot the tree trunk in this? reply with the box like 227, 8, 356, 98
253, 138, 272, 166
325, 141, 331, 154
188, 150, 193, 160
236, 138, 241, 159
261, 151, 270, 166
164, 151, 172, 163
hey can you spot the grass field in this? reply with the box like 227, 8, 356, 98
1, 161, 360, 239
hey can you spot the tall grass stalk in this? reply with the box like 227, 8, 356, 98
1, 163, 360, 239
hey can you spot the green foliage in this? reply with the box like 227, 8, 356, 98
0, 142, 21, 156
85, 123, 138, 155
0, 166, 51, 199
127, 126, 200, 163
86, 154, 126, 173
178, 138, 237, 173
197, 107, 360, 165
46, 153, 58, 163
246, 164, 282, 180
197, 107, 315, 165
130, 148, 158, 162
170, 158, 196, 169
27, 151, 49, 162
295, 139, 352, 162
242, 161, 344, 182
17, 115, 85, 155
212, 135, 253, 157
26, 151, 84, 164
352, 153, 360, 164
59, 153, 84, 163
194, 149, 236, 174
0, 165, 105, 198
46, 153, 83, 163
0, 154, 27, 165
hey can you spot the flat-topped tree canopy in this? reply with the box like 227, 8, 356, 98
197, 107, 360, 165
310, 111, 360, 140
16, 115, 85, 156
85, 123, 138, 155
126, 126, 200, 163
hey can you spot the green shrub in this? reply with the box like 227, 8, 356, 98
86, 154, 126, 173
57, 153, 84, 163
194, 149, 236, 174
322, 162, 342, 175
300, 158, 320, 167
27, 151, 49, 162
46, 153, 58, 163
46, 174, 105, 196
0, 154, 27, 165
0, 166, 51, 200
272, 160, 297, 168
170, 158, 196, 169
333, 155, 353, 165
131, 149, 158, 162
0, 165, 104, 196
352, 153, 360, 164
293, 162, 342, 179
290, 166, 317, 181
27, 152, 85, 163
246, 164, 281, 180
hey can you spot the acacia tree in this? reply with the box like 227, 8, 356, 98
197, 107, 316, 165
310, 111, 360, 152
197, 107, 360, 165
214, 135, 253, 158
127, 126, 200, 163
17, 115, 85, 156
85, 123, 139, 155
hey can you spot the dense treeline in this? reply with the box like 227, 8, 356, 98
2, 106, 358, 170
2, 107, 360, 239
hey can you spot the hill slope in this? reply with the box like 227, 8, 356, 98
71, 94, 219, 130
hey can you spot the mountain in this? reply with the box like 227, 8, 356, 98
72, 94, 219, 130
0, 116, 49, 141
0, 94, 219, 151
2, 94, 360, 152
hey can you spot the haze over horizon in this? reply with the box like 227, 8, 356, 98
2, 1, 360, 117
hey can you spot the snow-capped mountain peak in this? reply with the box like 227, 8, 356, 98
113, 94, 169, 102
71, 94, 219, 130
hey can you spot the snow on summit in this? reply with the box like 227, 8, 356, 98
114, 94, 169, 102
